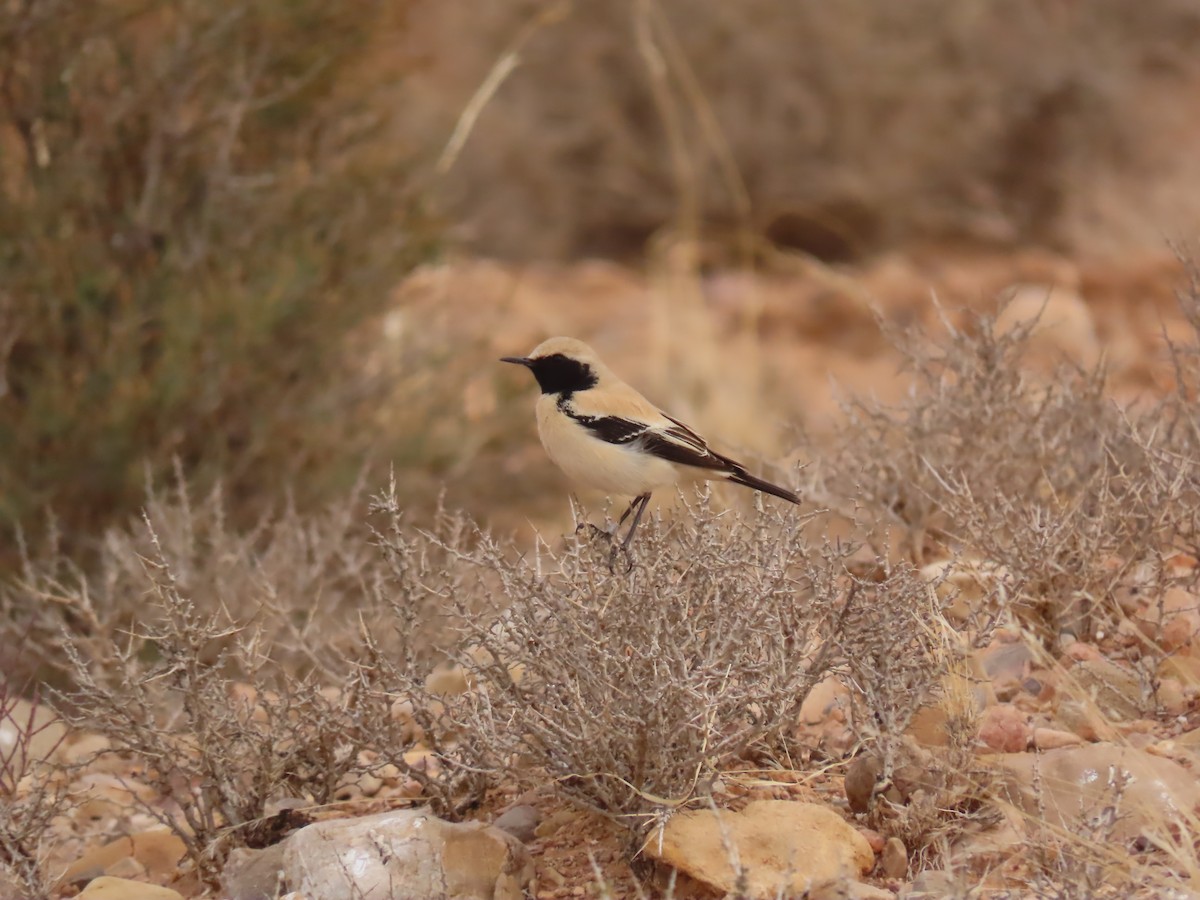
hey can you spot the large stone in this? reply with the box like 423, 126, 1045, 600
60, 832, 188, 888
1064, 657, 1144, 722
643, 800, 873, 898
227, 807, 533, 900
991, 743, 1200, 843
76, 877, 184, 900
221, 845, 285, 900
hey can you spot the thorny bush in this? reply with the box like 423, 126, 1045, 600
359, 481, 943, 833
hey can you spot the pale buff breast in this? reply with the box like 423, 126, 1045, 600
535, 395, 684, 496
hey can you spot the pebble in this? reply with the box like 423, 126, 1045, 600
881, 837, 908, 879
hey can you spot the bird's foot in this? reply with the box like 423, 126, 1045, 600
576, 521, 613, 543
607, 543, 635, 575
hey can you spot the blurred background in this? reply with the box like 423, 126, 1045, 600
3, 0, 1199, 569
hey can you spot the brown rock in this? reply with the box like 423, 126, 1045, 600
494, 805, 541, 843
976, 705, 1030, 753
800, 676, 851, 724
77, 877, 184, 900
920, 558, 1006, 623
847, 882, 898, 900
1062, 641, 1103, 663
60, 832, 187, 888
534, 808, 581, 839
844, 755, 883, 815
948, 806, 1026, 869
1155, 677, 1188, 716
1054, 698, 1117, 742
1064, 656, 1144, 721
902, 869, 963, 898
1032, 727, 1084, 750
976, 640, 1035, 685
1160, 654, 1200, 686
858, 828, 886, 854
881, 837, 907, 879
1135, 587, 1200, 652
993, 743, 1200, 843
644, 800, 873, 898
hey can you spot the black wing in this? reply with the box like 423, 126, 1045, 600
563, 399, 737, 472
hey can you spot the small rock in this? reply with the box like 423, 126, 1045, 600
534, 809, 580, 839
1067, 657, 1144, 721
858, 828, 885, 854
644, 800, 873, 899
905, 706, 951, 748
1054, 698, 1117, 742
1177, 726, 1200, 748
1155, 677, 1188, 716
847, 882, 897, 900
77, 876, 184, 900
844, 755, 883, 814
948, 806, 1026, 868
60, 831, 188, 888
1062, 641, 1104, 663
976, 640, 1035, 684
900, 869, 962, 899
920, 558, 1007, 623
795, 676, 856, 755
881, 837, 907, 879
977, 705, 1030, 753
1135, 587, 1200, 652
494, 805, 541, 843
800, 676, 852, 724
279, 807, 533, 900
1032, 727, 1084, 750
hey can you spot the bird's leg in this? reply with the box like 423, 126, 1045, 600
621, 493, 651, 551
609, 493, 650, 572
615, 497, 639, 529
578, 496, 640, 545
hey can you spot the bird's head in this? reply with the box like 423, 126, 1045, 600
501, 336, 605, 396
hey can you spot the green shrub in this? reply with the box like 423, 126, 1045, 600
0, 0, 432, 564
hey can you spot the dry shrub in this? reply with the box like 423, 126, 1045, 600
2, 477, 510, 882
408, 0, 1200, 259
0, 683, 70, 900
836, 298, 1200, 641
56, 518, 373, 887
0, 0, 431, 566
2, 473, 383, 685
838, 561, 951, 748
358, 481, 946, 832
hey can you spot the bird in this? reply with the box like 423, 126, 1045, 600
501, 336, 801, 562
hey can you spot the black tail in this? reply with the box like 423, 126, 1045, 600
727, 468, 802, 505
